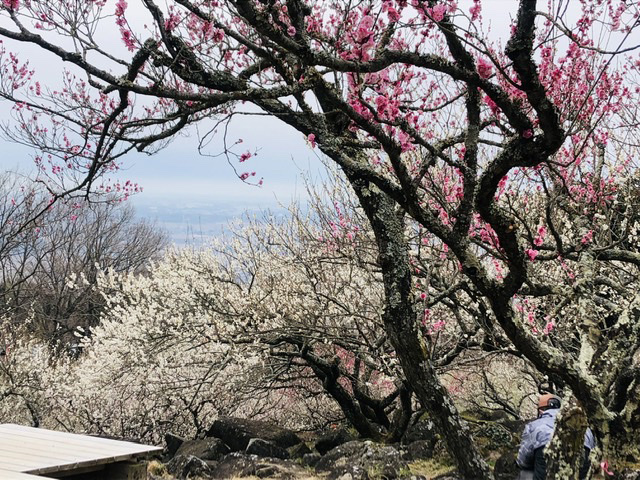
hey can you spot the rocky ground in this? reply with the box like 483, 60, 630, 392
145, 415, 640, 480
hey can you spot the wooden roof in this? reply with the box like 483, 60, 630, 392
0, 469, 45, 479
0, 423, 162, 476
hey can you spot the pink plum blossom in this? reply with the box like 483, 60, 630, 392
476, 58, 493, 79
308, 133, 316, 148
430, 4, 446, 22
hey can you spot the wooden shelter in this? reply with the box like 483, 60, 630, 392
0, 424, 162, 479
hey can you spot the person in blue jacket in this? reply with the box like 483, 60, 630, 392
516, 394, 596, 480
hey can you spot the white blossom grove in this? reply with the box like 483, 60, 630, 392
2, 0, 640, 476
0, 172, 167, 348
0, 176, 508, 443
1, 184, 394, 441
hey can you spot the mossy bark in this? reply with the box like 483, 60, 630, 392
348, 175, 493, 480
545, 406, 588, 480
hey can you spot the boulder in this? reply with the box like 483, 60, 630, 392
246, 438, 290, 459
405, 440, 436, 461
302, 452, 322, 467
164, 432, 185, 458
315, 428, 355, 455
206, 416, 302, 451
315, 440, 408, 480
208, 453, 259, 479
255, 464, 280, 478
166, 454, 213, 480
208, 452, 310, 479
402, 420, 438, 446
288, 441, 312, 459
175, 437, 230, 461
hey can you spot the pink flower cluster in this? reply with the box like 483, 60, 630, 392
2, 0, 19, 10
469, 0, 481, 21
533, 225, 546, 246
115, 0, 136, 52
429, 4, 446, 22
476, 57, 493, 79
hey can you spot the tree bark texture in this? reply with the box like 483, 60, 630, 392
348, 173, 493, 480
545, 406, 588, 480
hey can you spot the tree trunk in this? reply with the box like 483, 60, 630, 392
349, 175, 493, 480
545, 406, 587, 480
599, 383, 640, 474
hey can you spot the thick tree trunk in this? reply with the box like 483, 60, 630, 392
599, 387, 640, 473
545, 406, 588, 480
349, 175, 493, 480
599, 347, 640, 468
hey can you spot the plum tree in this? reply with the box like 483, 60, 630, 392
1, 0, 640, 476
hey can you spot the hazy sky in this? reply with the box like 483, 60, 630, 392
0, 0, 330, 242
1, 117, 325, 242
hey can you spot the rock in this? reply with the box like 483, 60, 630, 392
164, 432, 185, 458
288, 441, 312, 459
206, 416, 302, 451
402, 420, 438, 446
209, 452, 259, 478
619, 470, 640, 480
246, 438, 290, 459
208, 452, 310, 479
175, 437, 230, 461
255, 465, 279, 478
166, 454, 213, 479
315, 428, 355, 455
302, 452, 322, 467
315, 440, 368, 472
405, 440, 435, 461
315, 440, 408, 480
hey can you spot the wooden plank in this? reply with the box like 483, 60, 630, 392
0, 424, 161, 475
0, 424, 160, 455
0, 441, 94, 463
0, 468, 50, 479
0, 447, 96, 471
0, 429, 154, 458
